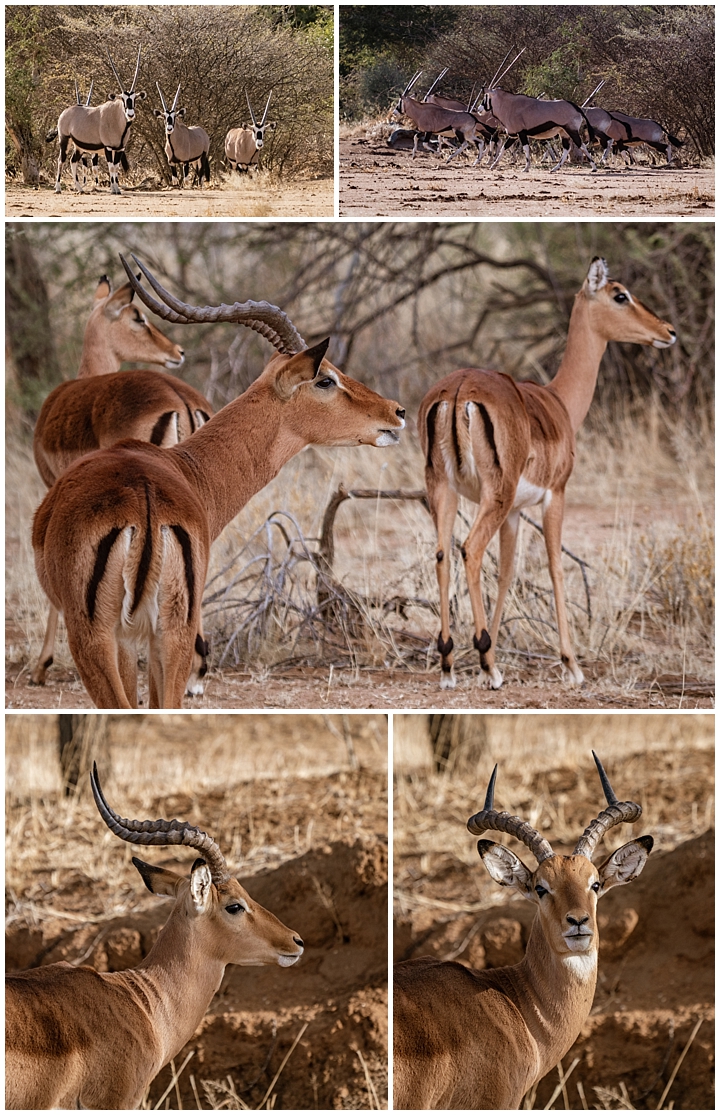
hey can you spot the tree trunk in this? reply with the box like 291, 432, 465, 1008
5, 227, 59, 413
58, 715, 110, 797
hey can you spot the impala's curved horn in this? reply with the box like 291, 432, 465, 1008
130, 45, 142, 92
119, 254, 307, 355
260, 91, 272, 127
106, 49, 125, 92
156, 82, 168, 113
573, 752, 643, 860
468, 764, 554, 863
90, 762, 230, 885
245, 90, 257, 127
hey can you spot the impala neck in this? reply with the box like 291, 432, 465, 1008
77, 322, 120, 377
170, 378, 306, 541
549, 291, 608, 432
509, 917, 598, 1075
123, 909, 227, 1067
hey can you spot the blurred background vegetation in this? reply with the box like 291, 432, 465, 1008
339, 5, 715, 160
6, 5, 333, 186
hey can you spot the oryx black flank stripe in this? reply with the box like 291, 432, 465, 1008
170, 525, 195, 622
131, 481, 154, 616
425, 401, 440, 467
451, 386, 462, 469
150, 411, 176, 445
476, 403, 500, 469
86, 527, 122, 621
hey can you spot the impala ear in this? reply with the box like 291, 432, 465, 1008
586, 257, 609, 294
103, 281, 135, 316
596, 835, 653, 895
95, 275, 112, 301
273, 338, 330, 400
477, 839, 534, 897
132, 856, 184, 896
189, 859, 213, 913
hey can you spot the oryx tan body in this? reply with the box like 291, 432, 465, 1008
225, 91, 275, 174
6, 769, 304, 1110
419, 258, 676, 689
394, 756, 653, 1109
33, 258, 406, 709
30, 276, 212, 690
154, 84, 210, 187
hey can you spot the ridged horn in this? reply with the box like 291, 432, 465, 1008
467, 764, 554, 863
106, 49, 125, 93
573, 752, 643, 859
130, 45, 141, 92
119, 254, 307, 355
90, 762, 230, 885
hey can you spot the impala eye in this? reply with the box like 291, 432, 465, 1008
316, 377, 335, 390
614, 292, 629, 304
591, 881, 601, 893
535, 885, 548, 898
225, 902, 247, 915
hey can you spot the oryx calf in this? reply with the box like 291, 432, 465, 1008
154, 83, 210, 188
48, 47, 146, 194
225, 91, 275, 174
483, 87, 597, 172
608, 111, 683, 165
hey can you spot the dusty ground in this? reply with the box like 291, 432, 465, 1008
6, 179, 334, 219
394, 732, 714, 1109
6, 716, 388, 1109
340, 136, 714, 217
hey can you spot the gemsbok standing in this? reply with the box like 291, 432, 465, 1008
483, 87, 597, 172
419, 258, 676, 690
607, 111, 684, 166
390, 73, 487, 163
154, 83, 211, 188
48, 46, 146, 194
5, 763, 304, 1110
30, 273, 213, 691
394, 752, 653, 1109
32, 255, 406, 709
225, 91, 275, 174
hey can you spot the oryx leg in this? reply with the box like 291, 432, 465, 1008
556, 129, 596, 172
70, 148, 85, 192
541, 489, 584, 685
105, 148, 122, 194
489, 135, 513, 170
519, 130, 533, 172
463, 501, 508, 689
55, 135, 70, 192
471, 138, 486, 166
445, 135, 471, 163
550, 137, 571, 172
427, 473, 459, 689
29, 604, 60, 685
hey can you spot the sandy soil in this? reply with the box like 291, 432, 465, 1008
6, 179, 334, 219
339, 137, 714, 217
394, 749, 714, 1110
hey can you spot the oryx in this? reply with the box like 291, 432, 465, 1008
154, 83, 211, 188
584, 106, 633, 164
48, 47, 146, 194
484, 87, 597, 172
224, 91, 275, 174
389, 72, 487, 164
426, 92, 502, 165
607, 111, 683, 165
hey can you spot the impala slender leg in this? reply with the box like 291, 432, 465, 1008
541, 490, 584, 685
428, 479, 459, 688
29, 605, 60, 685
185, 620, 209, 697
463, 504, 508, 689
117, 642, 138, 708
488, 509, 521, 651
66, 633, 134, 709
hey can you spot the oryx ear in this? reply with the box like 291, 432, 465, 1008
132, 856, 184, 896
477, 839, 534, 898
137, 90, 147, 100
95, 275, 112, 301
596, 835, 653, 895
153, 109, 162, 118
108, 92, 117, 101
178, 107, 186, 118
586, 257, 609, 294
273, 338, 330, 400
189, 859, 213, 914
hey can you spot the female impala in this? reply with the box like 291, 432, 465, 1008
394, 752, 653, 1109
31, 274, 213, 689
33, 256, 406, 709
420, 257, 676, 689
6, 764, 304, 1110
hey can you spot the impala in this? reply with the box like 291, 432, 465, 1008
419, 257, 676, 690
394, 752, 653, 1109
6, 764, 304, 1110
31, 273, 213, 690
33, 255, 406, 708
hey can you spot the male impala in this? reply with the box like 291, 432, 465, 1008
31, 274, 213, 690
419, 257, 676, 690
6, 764, 304, 1110
33, 255, 406, 708
394, 752, 653, 1109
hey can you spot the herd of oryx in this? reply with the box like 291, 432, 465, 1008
47, 47, 276, 193
26, 252, 675, 709
389, 49, 684, 171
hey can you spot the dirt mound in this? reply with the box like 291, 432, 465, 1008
7, 838, 388, 1109
395, 830, 713, 1109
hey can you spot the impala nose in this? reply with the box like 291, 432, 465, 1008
396, 407, 406, 420
293, 936, 304, 948
566, 914, 589, 927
